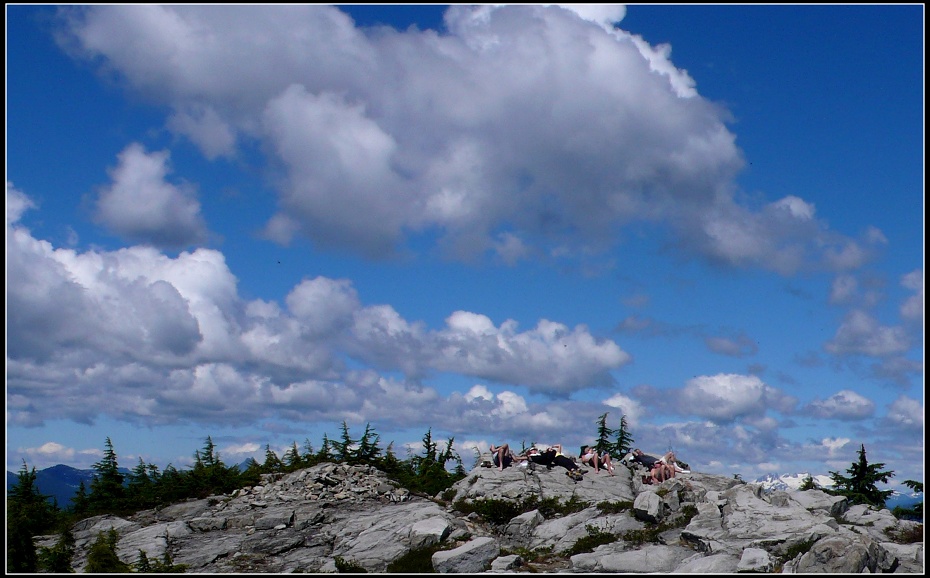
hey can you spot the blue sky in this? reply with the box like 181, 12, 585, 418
6, 5, 923, 489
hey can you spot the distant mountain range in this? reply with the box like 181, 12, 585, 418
752, 472, 923, 511
752, 472, 836, 492
7, 461, 255, 508
6, 464, 123, 508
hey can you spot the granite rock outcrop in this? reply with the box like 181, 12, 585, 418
38, 458, 923, 573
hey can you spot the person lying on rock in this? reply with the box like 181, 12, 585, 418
658, 451, 690, 474
547, 444, 585, 478
580, 445, 615, 475
523, 446, 557, 469
489, 443, 526, 471
631, 449, 675, 483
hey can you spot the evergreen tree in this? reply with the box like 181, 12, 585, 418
189, 435, 238, 497
262, 444, 283, 473
283, 441, 303, 471
151, 549, 188, 573
611, 414, 635, 457
417, 428, 438, 469
127, 457, 156, 508
799, 474, 817, 491
89, 437, 126, 513
135, 548, 188, 573
7, 505, 39, 573
355, 423, 382, 465
70, 479, 91, 519
84, 529, 131, 573
316, 433, 334, 463
199, 436, 219, 469
893, 480, 923, 521
377, 442, 405, 479
239, 458, 263, 487
7, 460, 60, 572
829, 443, 894, 507
594, 412, 614, 456
302, 438, 316, 465
334, 420, 356, 463
154, 464, 185, 506
39, 527, 76, 573
402, 430, 465, 496
135, 550, 153, 573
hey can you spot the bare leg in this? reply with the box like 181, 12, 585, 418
652, 464, 665, 483
497, 444, 510, 471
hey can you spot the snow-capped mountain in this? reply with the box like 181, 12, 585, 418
753, 472, 835, 492
885, 490, 924, 510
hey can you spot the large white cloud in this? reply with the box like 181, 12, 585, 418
7, 186, 630, 428
803, 389, 875, 420
94, 143, 208, 249
679, 374, 782, 422
53, 4, 869, 273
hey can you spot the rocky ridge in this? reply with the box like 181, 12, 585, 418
39, 458, 924, 573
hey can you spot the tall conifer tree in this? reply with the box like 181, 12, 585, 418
829, 443, 894, 507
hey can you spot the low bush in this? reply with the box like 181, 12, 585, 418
620, 504, 698, 545
385, 543, 453, 573
596, 500, 633, 514
884, 523, 923, 544
452, 495, 592, 526
562, 524, 618, 556
780, 538, 816, 562
334, 556, 367, 573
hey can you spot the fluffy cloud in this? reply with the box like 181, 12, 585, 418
824, 309, 910, 357
678, 374, 783, 422
899, 269, 922, 322
602, 392, 645, 428
6, 181, 35, 224
882, 395, 923, 432
829, 274, 858, 305
94, 143, 208, 249
803, 389, 875, 420
7, 187, 630, 428
54, 5, 866, 273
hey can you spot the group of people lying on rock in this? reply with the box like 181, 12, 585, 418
622, 448, 690, 484
485, 443, 689, 484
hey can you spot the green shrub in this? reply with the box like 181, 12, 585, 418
452, 495, 592, 526
453, 497, 525, 525
500, 545, 553, 564
536, 495, 590, 517
562, 524, 618, 556
334, 556, 367, 573
385, 544, 450, 573
84, 529, 131, 573
620, 504, 698, 545
884, 523, 923, 544
597, 500, 633, 514
620, 526, 661, 545
780, 538, 816, 562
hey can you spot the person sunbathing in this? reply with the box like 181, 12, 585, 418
489, 443, 517, 471
631, 448, 674, 484
580, 445, 615, 475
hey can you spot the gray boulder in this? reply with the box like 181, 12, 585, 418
431, 536, 499, 573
